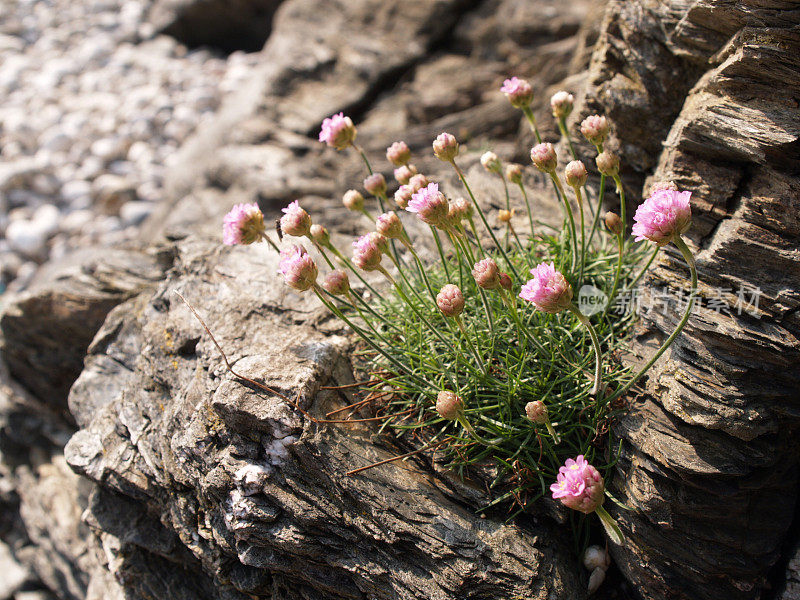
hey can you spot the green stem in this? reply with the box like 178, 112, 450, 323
568, 303, 603, 397
521, 105, 543, 144
574, 186, 586, 287
259, 232, 280, 252
604, 234, 624, 317
326, 244, 383, 300
544, 419, 560, 444
557, 117, 577, 160
351, 143, 373, 175
551, 173, 579, 274
517, 182, 535, 242
430, 225, 451, 280
606, 236, 697, 403
595, 504, 624, 545
586, 173, 606, 250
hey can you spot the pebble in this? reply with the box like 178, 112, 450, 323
0, 0, 261, 293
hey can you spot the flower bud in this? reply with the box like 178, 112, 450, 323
436, 284, 465, 317
471, 258, 500, 290
583, 546, 611, 572
223, 203, 265, 245
309, 224, 330, 245
580, 115, 609, 147
604, 211, 623, 236
498, 209, 513, 223
499, 272, 513, 291
530, 143, 558, 173
278, 246, 318, 291
550, 91, 574, 120
386, 141, 411, 166
408, 173, 430, 192
352, 233, 386, 271
376, 211, 403, 239
343, 189, 365, 212
363, 173, 387, 197
500, 77, 533, 109
436, 390, 464, 420
450, 196, 473, 221
322, 269, 350, 296
394, 185, 414, 210
564, 160, 588, 188
394, 164, 418, 185
596, 151, 620, 177
319, 113, 356, 150
480, 151, 502, 174
279, 200, 311, 237
432, 132, 459, 162
505, 163, 523, 184
525, 400, 547, 424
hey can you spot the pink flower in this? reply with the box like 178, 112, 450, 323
505, 163, 523, 184
525, 400, 547, 424
406, 182, 449, 227
480, 151, 501, 173
376, 211, 403, 239
519, 262, 573, 313
386, 141, 411, 166
564, 160, 588, 188
595, 151, 619, 177
501, 76, 533, 108
223, 203, 265, 245
394, 164, 417, 185
632, 188, 692, 246
530, 143, 557, 173
352, 232, 387, 271
550, 455, 605, 514
322, 269, 350, 296
580, 115, 609, 147
278, 245, 318, 291
318, 112, 356, 150
364, 173, 387, 197
279, 200, 311, 237
394, 185, 414, 210
472, 258, 501, 290
436, 390, 463, 420
432, 132, 459, 162
550, 91, 574, 119
408, 173, 430, 192
436, 284, 465, 317
343, 189, 365, 212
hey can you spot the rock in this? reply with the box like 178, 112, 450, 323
4, 221, 48, 257
0, 539, 28, 599
119, 201, 154, 226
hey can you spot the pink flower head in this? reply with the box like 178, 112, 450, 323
279, 200, 312, 237
436, 284, 465, 317
364, 173, 387, 197
352, 232, 386, 271
525, 400, 547, 424
432, 132, 459, 162
632, 188, 692, 246
448, 196, 472, 227
406, 182, 449, 227
472, 258, 500, 290
436, 390, 463, 421
580, 115, 609, 147
550, 90, 574, 120
223, 203, 265, 245
595, 151, 619, 177
394, 185, 414, 210
318, 112, 356, 150
394, 164, 418, 185
519, 262, 573, 313
530, 143, 557, 173
481, 151, 502, 174
564, 160, 588, 188
322, 269, 350, 296
408, 173, 430, 192
550, 455, 605, 514
386, 141, 411, 166
501, 77, 533, 109
376, 211, 403, 239
343, 189, 365, 212
309, 224, 330, 245
505, 163, 523, 184
278, 245, 318, 291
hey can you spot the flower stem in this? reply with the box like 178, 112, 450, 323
605, 236, 697, 403
568, 303, 603, 397
351, 142, 373, 175
604, 233, 624, 317
595, 504, 624, 545
517, 181, 536, 242
625, 244, 659, 292
551, 173, 579, 274
573, 185, 586, 287
521, 105, 543, 144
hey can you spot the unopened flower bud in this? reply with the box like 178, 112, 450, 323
309, 224, 330, 245
530, 143, 558, 173
352, 232, 386, 271
436, 284, 465, 317
386, 141, 411, 166
364, 173, 387, 197
343, 189, 365, 212
322, 269, 350, 296
480, 151, 502, 174
433, 132, 459, 162
550, 91, 574, 120
471, 258, 501, 290
525, 400, 548, 424
580, 115, 609, 147
436, 390, 464, 420
500, 77, 533, 109
498, 209, 513, 223
394, 164, 418, 185
564, 160, 588, 188
408, 173, 429, 192
279, 200, 311, 237
394, 185, 414, 210
583, 546, 611, 572
450, 196, 473, 221
604, 211, 623, 235
278, 246, 318, 291
596, 151, 620, 177
505, 163, 523, 184
376, 211, 403, 239
499, 272, 513, 291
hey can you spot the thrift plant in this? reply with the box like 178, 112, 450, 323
221, 77, 699, 549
